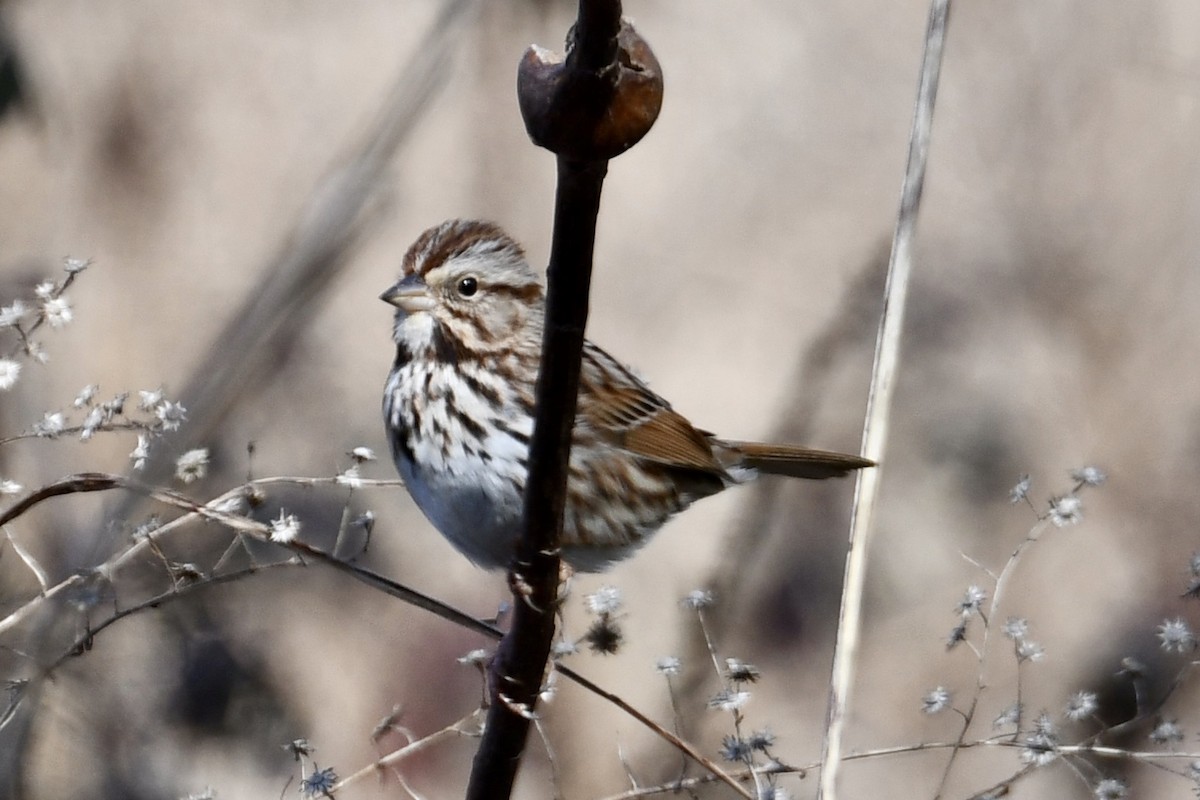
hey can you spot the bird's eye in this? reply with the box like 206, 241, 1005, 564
457, 276, 478, 297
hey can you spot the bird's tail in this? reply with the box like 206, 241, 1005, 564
718, 440, 874, 480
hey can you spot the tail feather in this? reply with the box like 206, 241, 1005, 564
720, 440, 874, 480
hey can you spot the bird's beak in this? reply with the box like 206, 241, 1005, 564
381, 274, 436, 313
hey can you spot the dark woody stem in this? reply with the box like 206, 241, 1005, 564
466, 1, 663, 797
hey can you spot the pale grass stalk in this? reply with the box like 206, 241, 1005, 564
330, 710, 484, 792
597, 736, 1200, 800
597, 766, 784, 800
4, 526, 50, 591
817, 0, 953, 797
0, 475, 403, 638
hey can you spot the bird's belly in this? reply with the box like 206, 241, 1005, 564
396, 449, 525, 569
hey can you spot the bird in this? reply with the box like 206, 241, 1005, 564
381, 219, 871, 572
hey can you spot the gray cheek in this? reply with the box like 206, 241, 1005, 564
477, 300, 520, 342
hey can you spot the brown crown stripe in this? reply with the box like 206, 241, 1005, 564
404, 219, 524, 277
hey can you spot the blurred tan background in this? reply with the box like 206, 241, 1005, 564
1, 0, 1199, 797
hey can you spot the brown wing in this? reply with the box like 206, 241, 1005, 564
577, 342, 873, 481
578, 342, 726, 474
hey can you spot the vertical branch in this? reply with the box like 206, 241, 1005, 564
465, 3, 662, 798
818, 0, 952, 797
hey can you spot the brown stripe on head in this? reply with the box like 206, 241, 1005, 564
402, 219, 526, 277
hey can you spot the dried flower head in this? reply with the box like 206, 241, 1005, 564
156, 400, 187, 431
350, 446, 376, 462
283, 738, 315, 759
73, 384, 98, 407
585, 585, 623, 616
130, 435, 150, 471
551, 640, 578, 658
1009, 474, 1031, 504
1092, 777, 1127, 799
102, 391, 127, 416
336, 465, 364, 489
0, 359, 19, 391
720, 734, 752, 762
993, 703, 1021, 729
946, 621, 968, 650
583, 616, 623, 655
300, 765, 337, 797
269, 511, 302, 544
63, 256, 91, 275
1157, 617, 1196, 654
79, 405, 105, 440
1020, 724, 1058, 767
33, 411, 64, 437
747, 729, 776, 751
1071, 466, 1107, 487
724, 658, 761, 684
1002, 617, 1029, 641
42, 296, 72, 328
1149, 718, 1184, 745
655, 656, 681, 675
922, 686, 953, 715
956, 585, 987, 616
457, 649, 489, 666
1185, 554, 1200, 599
0, 300, 28, 328
709, 689, 751, 712
174, 448, 210, 484
683, 589, 715, 609
1017, 639, 1046, 663
1065, 690, 1098, 721
1048, 494, 1083, 527
138, 388, 164, 411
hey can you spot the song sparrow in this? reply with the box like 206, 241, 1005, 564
382, 219, 871, 572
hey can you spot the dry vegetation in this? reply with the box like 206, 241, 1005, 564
1, 1, 1199, 798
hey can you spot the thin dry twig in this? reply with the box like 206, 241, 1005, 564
331, 710, 484, 793
3, 526, 49, 592
819, 0, 952, 797
933, 517, 1052, 796
0, 471, 749, 792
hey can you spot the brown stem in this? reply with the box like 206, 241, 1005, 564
0, 473, 123, 527
466, 155, 609, 800
466, 0, 664, 796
